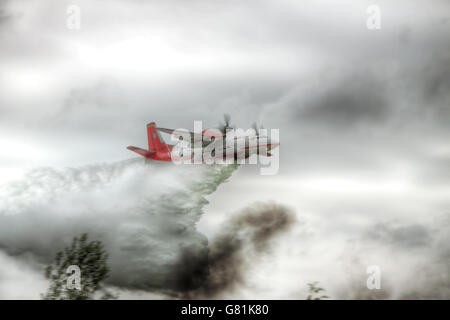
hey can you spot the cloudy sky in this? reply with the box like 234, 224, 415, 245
0, 0, 449, 299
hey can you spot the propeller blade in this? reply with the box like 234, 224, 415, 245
218, 113, 234, 134
224, 113, 231, 127
252, 122, 259, 135
218, 122, 226, 134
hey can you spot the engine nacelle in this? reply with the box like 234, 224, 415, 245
202, 128, 223, 140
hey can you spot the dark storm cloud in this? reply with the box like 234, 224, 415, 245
420, 56, 450, 115
295, 73, 391, 127
280, 49, 448, 132
178, 203, 296, 298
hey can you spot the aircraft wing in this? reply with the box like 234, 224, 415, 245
156, 127, 220, 145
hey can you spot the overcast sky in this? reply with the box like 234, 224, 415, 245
0, 0, 449, 299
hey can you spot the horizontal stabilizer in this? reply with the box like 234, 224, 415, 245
126, 146, 155, 158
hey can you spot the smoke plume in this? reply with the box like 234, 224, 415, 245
180, 202, 296, 298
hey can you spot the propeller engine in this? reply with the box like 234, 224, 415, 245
219, 113, 235, 134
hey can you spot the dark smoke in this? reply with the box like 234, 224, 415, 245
177, 202, 296, 299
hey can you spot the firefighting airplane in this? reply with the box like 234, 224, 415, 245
126, 115, 279, 162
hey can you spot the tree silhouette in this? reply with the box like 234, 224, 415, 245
306, 281, 329, 300
42, 233, 117, 300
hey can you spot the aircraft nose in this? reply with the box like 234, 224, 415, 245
269, 137, 280, 148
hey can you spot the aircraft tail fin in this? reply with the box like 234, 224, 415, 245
147, 122, 166, 152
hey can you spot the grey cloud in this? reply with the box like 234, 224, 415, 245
365, 222, 432, 249
295, 73, 391, 127
0, 9, 11, 26
335, 215, 450, 299
411, 154, 450, 186
336, 261, 394, 300
64, 78, 125, 113
421, 56, 450, 114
